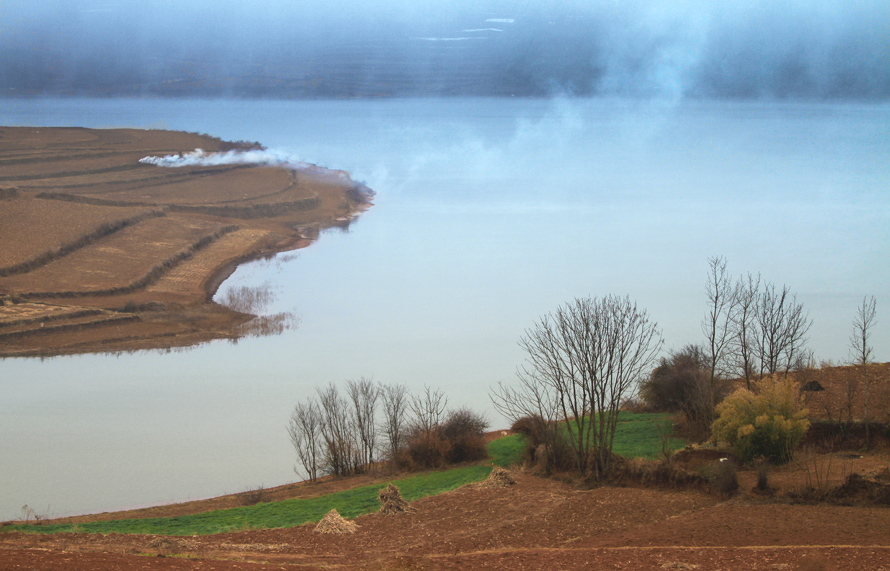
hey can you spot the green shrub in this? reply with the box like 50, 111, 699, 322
711, 375, 810, 464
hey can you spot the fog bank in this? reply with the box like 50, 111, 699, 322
2, 0, 888, 99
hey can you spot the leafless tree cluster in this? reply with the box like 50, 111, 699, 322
288, 378, 385, 480
401, 387, 490, 469
702, 256, 813, 391
289, 380, 487, 479
492, 295, 662, 479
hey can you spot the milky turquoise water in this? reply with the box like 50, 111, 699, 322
1, 98, 888, 518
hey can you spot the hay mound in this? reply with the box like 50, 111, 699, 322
378, 483, 416, 515
484, 466, 517, 487
314, 509, 358, 534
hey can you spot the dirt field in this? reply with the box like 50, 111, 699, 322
2, 472, 889, 570
2, 426, 888, 570
0, 127, 373, 356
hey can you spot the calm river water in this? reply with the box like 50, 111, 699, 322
1, 98, 888, 518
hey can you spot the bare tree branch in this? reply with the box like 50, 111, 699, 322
754, 282, 812, 378
317, 382, 360, 477
702, 256, 737, 396
731, 272, 761, 389
287, 399, 323, 482
850, 295, 878, 448
380, 382, 409, 465
346, 376, 379, 470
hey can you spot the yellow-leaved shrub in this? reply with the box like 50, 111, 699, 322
710, 375, 810, 464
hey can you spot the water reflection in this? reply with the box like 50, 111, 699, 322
218, 282, 301, 339
234, 312, 301, 339
219, 283, 276, 313
329, 217, 358, 234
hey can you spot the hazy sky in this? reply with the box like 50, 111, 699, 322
2, 0, 889, 98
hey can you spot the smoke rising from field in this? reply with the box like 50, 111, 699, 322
139, 148, 374, 202
1, 0, 888, 99
139, 149, 311, 169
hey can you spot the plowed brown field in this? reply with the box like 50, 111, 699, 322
2, 474, 889, 570
0, 127, 372, 356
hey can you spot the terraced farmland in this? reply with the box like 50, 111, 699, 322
0, 126, 373, 356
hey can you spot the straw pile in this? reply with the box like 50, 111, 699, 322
314, 509, 358, 534
484, 467, 517, 487
378, 483, 416, 515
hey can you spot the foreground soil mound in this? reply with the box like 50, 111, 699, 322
0, 127, 373, 356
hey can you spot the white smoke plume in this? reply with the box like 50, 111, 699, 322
139, 148, 312, 169
139, 148, 376, 201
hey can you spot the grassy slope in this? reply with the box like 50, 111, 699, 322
612, 411, 685, 459
492, 412, 684, 468
14, 466, 492, 536
8, 412, 682, 536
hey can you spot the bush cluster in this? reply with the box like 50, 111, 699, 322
711, 375, 810, 464
639, 344, 731, 440
510, 416, 575, 474
401, 408, 489, 470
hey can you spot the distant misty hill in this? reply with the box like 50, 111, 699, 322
2, 1, 888, 99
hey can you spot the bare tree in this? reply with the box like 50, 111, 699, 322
850, 296, 877, 449
511, 295, 661, 478
753, 282, 812, 378
287, 399, 323, 482
702, 256, 737, 400
491, 365, 564, 472
317, 383, 360, 476
346, 377, 379, 470
409, 386, 448, 433
380, 383, 409, 464
406, 386, 448, 469
732, 272, 761, 389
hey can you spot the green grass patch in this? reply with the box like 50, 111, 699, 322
509, 411, 684, 462
610, 412, 684, 459
9, 465, 492, 536
488, 434, 527, 467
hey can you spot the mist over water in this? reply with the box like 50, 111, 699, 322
1, 97, 889, 520
2, 0, 888, 99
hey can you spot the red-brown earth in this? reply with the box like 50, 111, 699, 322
2, 471, 889, 570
